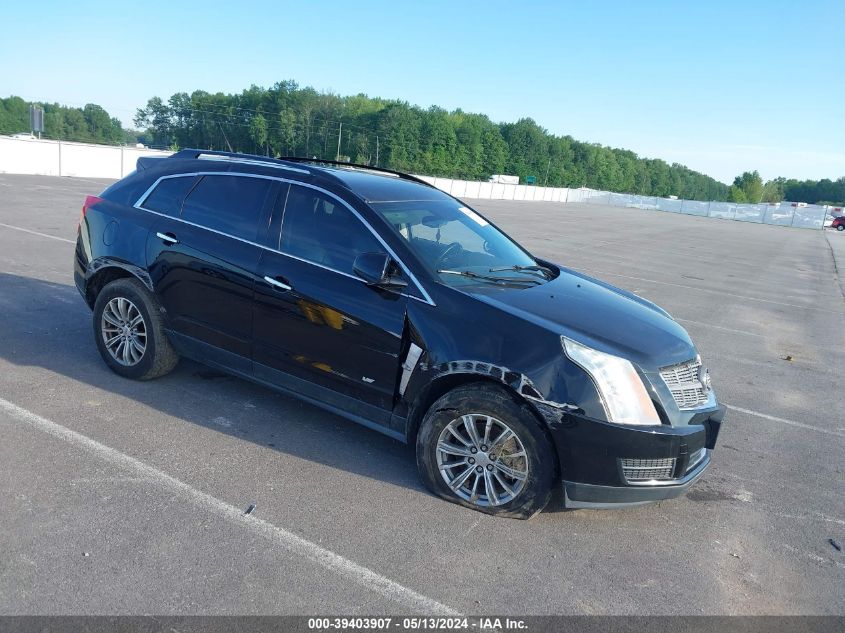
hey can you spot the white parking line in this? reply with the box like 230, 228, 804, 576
0, 222, 74, 244
725, 404, 844, 438
61, 176, 116, 186
0, 396, 461, 616
675, 318, 764, 338
578, 267, 840, 313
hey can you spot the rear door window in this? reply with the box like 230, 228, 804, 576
142, 175, 198, 217
181, 175, 274, 241
279, 185, 384, 275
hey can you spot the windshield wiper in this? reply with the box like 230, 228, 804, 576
488, 264, 553, 279
437, 269, 542, 285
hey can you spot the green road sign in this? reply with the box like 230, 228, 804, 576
525, 175, 536, 184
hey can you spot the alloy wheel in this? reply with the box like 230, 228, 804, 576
101, 297, 147, 366
436, 413, 529, 506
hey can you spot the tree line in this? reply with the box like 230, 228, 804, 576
779, 177, 845, 206
0, 95, 136, 145
726, 171, 845, 206
4, 86, 842, 205
132, 81, 730, 201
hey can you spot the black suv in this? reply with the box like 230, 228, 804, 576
74, 149, 724, 518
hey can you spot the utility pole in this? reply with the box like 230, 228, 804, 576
543, 158, 551, 187
217, 121, 233, 152
336, 121, 342, 161
375, 135, 379, 167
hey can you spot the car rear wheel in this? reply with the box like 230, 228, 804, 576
93, 278, 179, 380
837, 224, 845, 231
416, 383, 556, 519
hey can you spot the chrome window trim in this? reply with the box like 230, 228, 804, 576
140, 202, 379, 285
133, 171, 435, 306
134, 173, 198, 213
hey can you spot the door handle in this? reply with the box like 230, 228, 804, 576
156, 232, 179, 245
264, 275, 292, 291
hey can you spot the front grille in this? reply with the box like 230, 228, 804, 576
659, 358, 709, 409
621, 457, 676, 482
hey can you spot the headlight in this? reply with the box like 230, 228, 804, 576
562, 337, 661, 426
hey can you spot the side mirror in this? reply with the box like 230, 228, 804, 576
353, 252, 408, 289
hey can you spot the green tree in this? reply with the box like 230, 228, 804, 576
501, 118, 549, 182
0, 95, 128, 144
0, 96, 28, 134
134, 96, 173, 146
249, 112, 268, 155
781, 177, 845, 205
123, 82, 733, 199
82, 104, 122, 143
762, 177, 785, 203
727, 185, 747, 203
732, 171, 764, 203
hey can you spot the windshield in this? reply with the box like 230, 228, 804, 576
370, 199, 547, 286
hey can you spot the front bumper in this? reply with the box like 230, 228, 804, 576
541, 403, 724, 509
564, 451, 710, 508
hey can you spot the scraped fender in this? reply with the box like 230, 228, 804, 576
401, 349, 579, 442
81, 257, 156, 308
428, 359, 546, 401
86, 257, 154, 292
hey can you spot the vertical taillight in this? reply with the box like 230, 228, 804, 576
79, 195, 103, 228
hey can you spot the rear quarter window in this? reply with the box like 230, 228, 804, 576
181, 175, 274, 241
141, 175, 199, 216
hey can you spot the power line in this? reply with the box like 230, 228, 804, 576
175, 97, 387, 136
134, 102, 426, 164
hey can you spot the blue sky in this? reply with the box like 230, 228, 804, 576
1, 0, 842, 183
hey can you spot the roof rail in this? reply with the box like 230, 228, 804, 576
169, 148, 310, 174
171, 148, 283, 164
278, 156, 435, 188
170, 149, 434, 189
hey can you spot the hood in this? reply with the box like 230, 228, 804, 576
462, 265, 696, 369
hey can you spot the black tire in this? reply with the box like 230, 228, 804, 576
92, 278, 179, 380
837, 224, 845, 231
416, 383, 556, 519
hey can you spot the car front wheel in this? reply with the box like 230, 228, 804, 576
92, 278, 179, 380
416, 384, 556, 519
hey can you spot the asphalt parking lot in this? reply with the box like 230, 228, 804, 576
0, 173, 843, 615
